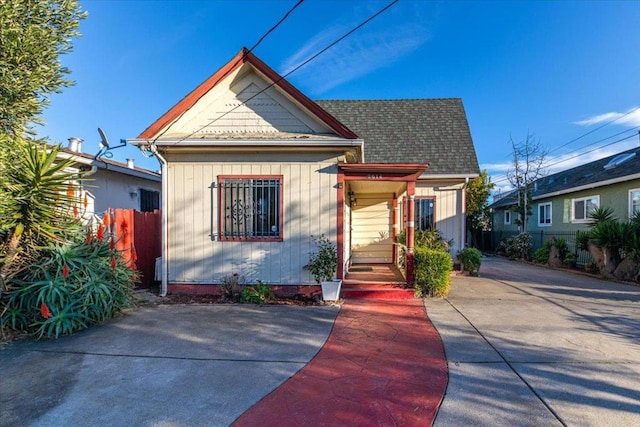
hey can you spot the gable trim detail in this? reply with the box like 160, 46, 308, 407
138, 48, 358, 140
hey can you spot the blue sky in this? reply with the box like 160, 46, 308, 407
40, 0, 640, 193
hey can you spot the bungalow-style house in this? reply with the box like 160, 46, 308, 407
492, 145, 640, 240
128, 48, 479, 295
58, 137, 161, 219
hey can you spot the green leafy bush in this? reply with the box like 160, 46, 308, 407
397, 229, 452, 252
308, 234, 337, 283
497, 232, 532, 260
414, 247, 453, 297
457, 247, 482, 276
241, 280, 274, 304
1, 230, 135, 339
533, 246, 550, 264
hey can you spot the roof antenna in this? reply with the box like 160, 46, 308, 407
95, 127, 126, 160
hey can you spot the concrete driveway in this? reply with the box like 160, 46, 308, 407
425, 256, 640, 426
1, 304, 339, 427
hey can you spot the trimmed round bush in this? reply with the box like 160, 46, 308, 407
414, 247, 453, 297
457, 247, 482, 276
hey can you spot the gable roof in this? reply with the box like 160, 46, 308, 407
491, 145, 640, 208
316, 99, 479, 175
138, 48, 357, 140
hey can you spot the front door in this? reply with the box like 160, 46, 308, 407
350, 193, 393, 264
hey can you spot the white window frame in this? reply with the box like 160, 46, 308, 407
504, 210, 511, 225
630, 188, 640, 218
538, 202, 552, 227
572, 195, 599, 223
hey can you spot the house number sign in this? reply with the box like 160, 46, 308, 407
367, 174, 383, 179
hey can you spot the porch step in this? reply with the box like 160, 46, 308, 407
341, 284, 415, 300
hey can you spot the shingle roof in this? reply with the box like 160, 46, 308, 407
534, 146, 640, 198
315, 99, 479, 175
491, 146, 640, 208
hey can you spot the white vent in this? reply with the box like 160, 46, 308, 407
67, 137, 83, 152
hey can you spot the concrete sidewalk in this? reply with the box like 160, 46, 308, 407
426, 257, 640, 426
1, 304, 339, 427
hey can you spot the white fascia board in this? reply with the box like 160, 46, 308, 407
128, 138, 363, 147
532, 173, 640, 200
419, 173, 480, 180
57, 151, 161, 182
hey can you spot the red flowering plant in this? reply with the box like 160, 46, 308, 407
1, 222, 136, 339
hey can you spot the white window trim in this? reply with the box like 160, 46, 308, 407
630, 188, 640, 219
504, 210, 511, 225
538, 202, 552, 227
571, 195, 600, 223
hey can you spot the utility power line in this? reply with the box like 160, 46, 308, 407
173, 0, 399, 144
151, 0, 305, 144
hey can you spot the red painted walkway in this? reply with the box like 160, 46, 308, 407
233, 299, 448, 426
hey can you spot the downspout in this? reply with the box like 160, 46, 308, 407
149, 145, 169, 297
462, 177, 469, 250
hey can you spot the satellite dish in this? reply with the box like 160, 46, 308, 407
98, 127, 110, 148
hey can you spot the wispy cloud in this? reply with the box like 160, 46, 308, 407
280, 6, 431, 94
573, 106, 640, 127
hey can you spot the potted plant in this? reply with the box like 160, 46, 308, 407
308, 234, 341, 301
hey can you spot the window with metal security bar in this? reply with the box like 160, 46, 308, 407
218, 176, 283, 241
415, 197, 435, 230
140, 189, 160, 212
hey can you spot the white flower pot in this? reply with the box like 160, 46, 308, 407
321, 279, 342, 301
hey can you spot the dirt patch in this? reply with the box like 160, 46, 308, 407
135, 289, 331, 306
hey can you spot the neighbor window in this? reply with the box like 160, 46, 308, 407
630, 189, 640, 218
538, 202, 552, 226
140, 189, 160, 212
572, 195, 599, 222
218, 176, 282, 240
415, 197, 435, 230
504, 210, 511, 225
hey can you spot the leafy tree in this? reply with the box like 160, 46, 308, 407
0, 0, 86, 137
466, 169, 494, 247
506, 132, 547, 232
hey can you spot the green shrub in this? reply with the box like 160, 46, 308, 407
241, 280, 274, 304
1, 230, 135, 339
414, 247, 453, 297
397, 229, 452, 252
457, 247, 482, 276
497, 232, 532, 260
533, 246, 550, 264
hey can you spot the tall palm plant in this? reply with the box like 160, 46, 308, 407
0, 141, 83, 295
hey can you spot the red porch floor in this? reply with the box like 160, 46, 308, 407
232, 299, 448, 426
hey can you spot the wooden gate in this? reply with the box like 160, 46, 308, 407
112, 209, 161, 288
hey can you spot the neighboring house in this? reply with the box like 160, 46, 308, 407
492, 145, 640, 236
128, 48, 479, 295
57, 138, 161, 220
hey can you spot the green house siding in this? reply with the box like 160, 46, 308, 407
531, 178, 640, 233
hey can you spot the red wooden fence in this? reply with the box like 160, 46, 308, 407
112, 209, 161, 288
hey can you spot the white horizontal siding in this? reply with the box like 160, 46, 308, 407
351, 194, 393, 263
415, 180, 464, 254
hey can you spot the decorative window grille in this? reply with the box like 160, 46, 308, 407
415, 197, 435, 230
219, 177, 282, 240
